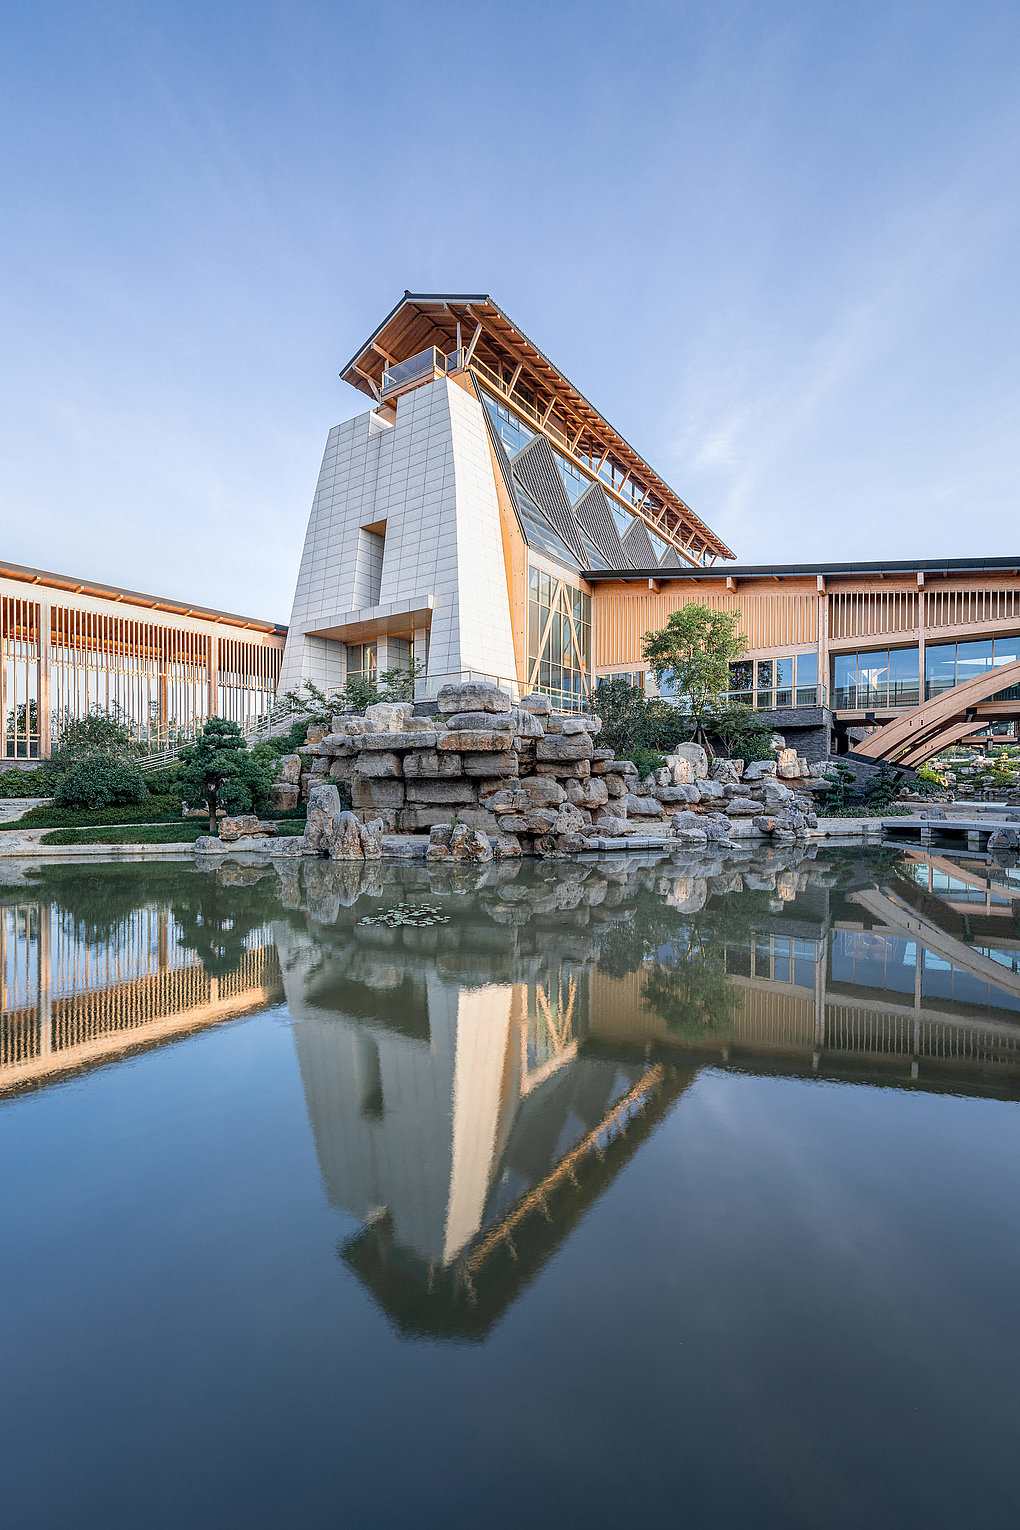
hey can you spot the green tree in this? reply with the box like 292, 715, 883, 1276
176, 717, 274, 832
641, 605, 746, 752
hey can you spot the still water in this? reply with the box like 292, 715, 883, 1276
2, 845, 1020, 1528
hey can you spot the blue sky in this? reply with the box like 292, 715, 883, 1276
2, 1, 1018, 621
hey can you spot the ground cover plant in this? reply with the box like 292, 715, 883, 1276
0, 796, 187, 831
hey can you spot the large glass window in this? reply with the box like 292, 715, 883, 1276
888, 647, 920, 707
925, 636, 1019, 700
832, 647, 918, 708
527, 567, 590, 706
774, 657, 793, 708
346, 642, 377, 682
481, 390, 534, 457
729, 660, 753, 704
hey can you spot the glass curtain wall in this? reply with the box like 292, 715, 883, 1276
527, 567, 591, 706
924, 635, 1020, 700
831, 648, 920, 709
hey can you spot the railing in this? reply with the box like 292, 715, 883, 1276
381, 347, 457, 397
645, 685, 829, 713
323, 670, 591, 715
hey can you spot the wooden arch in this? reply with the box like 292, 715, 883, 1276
851, 657, 1020, 765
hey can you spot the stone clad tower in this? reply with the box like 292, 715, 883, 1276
279, 373, 517, 698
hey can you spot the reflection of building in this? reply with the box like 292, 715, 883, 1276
1, 561, 285, 758
0, 898, 282, 1090
279, 919, 684, 1339
589, 854, 1020, 1092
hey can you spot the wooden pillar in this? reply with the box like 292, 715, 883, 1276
917, 572, 926, 702
816, 576, 827, 708
208, 634, 218, 719
38, 600, 51, 759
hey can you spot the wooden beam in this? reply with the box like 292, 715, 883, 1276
464, 322, 483, 365
507, 361, 523, 396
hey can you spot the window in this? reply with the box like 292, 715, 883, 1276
775, 657, 793, 707
527, 566, 591, 706
346, 643, 377, 682
795, 652, 818, 705
832, 647, 919, 708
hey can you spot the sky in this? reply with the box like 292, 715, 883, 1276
2, 0, 1019, 623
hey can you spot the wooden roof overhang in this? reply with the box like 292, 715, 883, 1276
340, 293, 734, 565
0, 561, 287, 635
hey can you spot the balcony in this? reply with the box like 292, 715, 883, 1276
380, 347, 461, 401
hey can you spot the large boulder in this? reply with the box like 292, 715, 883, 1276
326, 810, 363, 859
437, 729, 513, 753
462, 751, 519, 776
566, 777, 609, 810
710, 757, 743, 783
743, 760, 778, 781
521, 777, 566, 807
625, 793, 666, 818
516, 693, 552, 715
358, 732, 437, 751
364, 701, 414, 732
220, 814, 274, 842
304, 783, 342, 852
404, 749, 462, 778
354, 750, 403, 779
593, 815, 629, 837
536, 734, 593, 762
672, 743, 709, 780
445, 711, 517, 731
277, 753, 302, 785
405, 779, 477, 804
268, 783, 300, 813
988, 827, 1020, 851
436, 682, 512, 715
509, 706, 544, 739
351, 774, 404, 811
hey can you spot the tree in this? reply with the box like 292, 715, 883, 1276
176, 717, 274, 832
641, 605, 746, 752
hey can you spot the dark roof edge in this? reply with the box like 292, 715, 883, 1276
583, 556, 1020, 581
338, 292, 492, 380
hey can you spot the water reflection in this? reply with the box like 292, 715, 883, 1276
3, 845, 1020, 1339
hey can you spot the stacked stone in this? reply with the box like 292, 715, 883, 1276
266, 685, 832, 858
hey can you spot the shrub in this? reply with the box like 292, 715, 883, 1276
47, 708, 139, 776
52, 753, 150, 811
707, 705, 775, 763
0, 767, 48, 798
590, 679, 688, 759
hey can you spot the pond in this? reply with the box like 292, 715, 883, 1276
2, 845, 1020, 1529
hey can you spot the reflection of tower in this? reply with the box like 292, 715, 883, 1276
280, 922, 685, 1340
